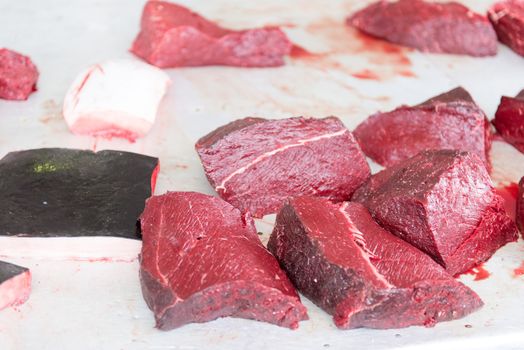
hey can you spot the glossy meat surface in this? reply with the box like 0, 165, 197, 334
489, 0, 524, 56
493, 89, 524, 153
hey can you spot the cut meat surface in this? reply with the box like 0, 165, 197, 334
268, 197, 483, 329
139, 191, 308, 330
493, 89, 524, 153
131, 1, 292, 67
0, 261, 31, 311
348, 0, 497, 56
354, 87, 492, 168
489, 0, 524, 57
0, 48, 39, 100
195, 116, 370, 218
517, 176, 524, 235
352, 150, 518, 276
0, 148, 158, 239
63, 59, 170, 142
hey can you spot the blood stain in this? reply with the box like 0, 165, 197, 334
514, 261, 524, 277
290, 45, 320, 59
351, 69, 380, 80
495, 182, 519, 221
465, 264, 491, 281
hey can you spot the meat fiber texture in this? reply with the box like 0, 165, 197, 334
352, 150, 519, 276
348, 0, 497, 56
139, 191, 308, 330
354, 87, 492, 169
63, 59, 170, 142
268, 197, 483, 329
0, 261, 31, 312
517, 176, 524, 236
195, 116, 370, 218
131, 1, 292, 68
493, 89, 524, 153
489, 0, 524, 57
0, 148, 159, 261
0, 48, 39, 100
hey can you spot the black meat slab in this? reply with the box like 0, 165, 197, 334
0, 260, 31, 311
0, 148, 158, 239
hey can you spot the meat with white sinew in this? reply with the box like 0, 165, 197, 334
63, 59, 170, 142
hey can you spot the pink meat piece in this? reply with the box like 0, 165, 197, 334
0, 48, 39, 100
195, 116, 371, 218
0, 261, 31, 311
139, 191, 308, 330
352, 150, 518, 276
348, 0, 498, 56
131, 1, 292, 68
489, 0, 524, 56
493, 89, 524, 153
353, 87, 492, 169
268, 197, 483, 329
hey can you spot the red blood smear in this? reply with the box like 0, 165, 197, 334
495, 182, 519, 221
354, 31, 409, 55
514, 261, 524, 277
151, 163, 160, 194
398, 70, 416, 77
465, 264, 491, 281
351, 69, 380, 80
290, 45, 318, 59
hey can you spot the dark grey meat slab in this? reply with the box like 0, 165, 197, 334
0, 260, 28, 284
0, 148, 158, 239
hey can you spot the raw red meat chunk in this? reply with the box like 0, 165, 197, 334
195, 117, 370, 218
493, 89, 524, 153
0, 261, 31, 311
268, 197, 483, 329
489, 0, 524, 57
354, 87, 492, 168
131, 1, 292, 68
517, 176, 524, 235
0, 48, 39, 100
352, 150, 518, 276
348, 0, 497, 56
139, 191, 308, 330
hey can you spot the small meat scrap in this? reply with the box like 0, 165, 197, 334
0, 261, 31, 312
352, 150, 518, 276
0, 148, 158, 239
517, 176, 524, 235
489, 0, 524, 57
348, 0, 497, 56
354, 87, 492, 169
131, 1, 292, 67
0, 48, 39, 100
493, 89, 524, 153
268, 197, 483, 329
139, 191, 308, 330
195, 116, 370, 218
63, 59, 170, 142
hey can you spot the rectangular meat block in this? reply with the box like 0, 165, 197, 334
131, 1, 291, 67
0, 148, 159, 261
195, 116, 370, 218
352, 150, 518, 275
268, 197, 483, 329
139, 191, 308, 330
0, 261, 31, 312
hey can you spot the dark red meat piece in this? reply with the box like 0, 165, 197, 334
517, 176, 524, 235
348, 0, 497, 56
0, 260, 31, 311
493, 89, 524, 153
352, 150, 518, 276
131, 1, 292, 68
268, 197, 483, 329
195, 116, 370, 218
0, 48, 39, 100
489, 0, 524, 56
139, 191, 308, 330
354, 87, 492, 169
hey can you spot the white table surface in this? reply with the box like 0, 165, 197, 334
0, 0, 523, 349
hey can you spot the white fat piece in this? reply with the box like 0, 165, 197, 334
63, 58, 171, 140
